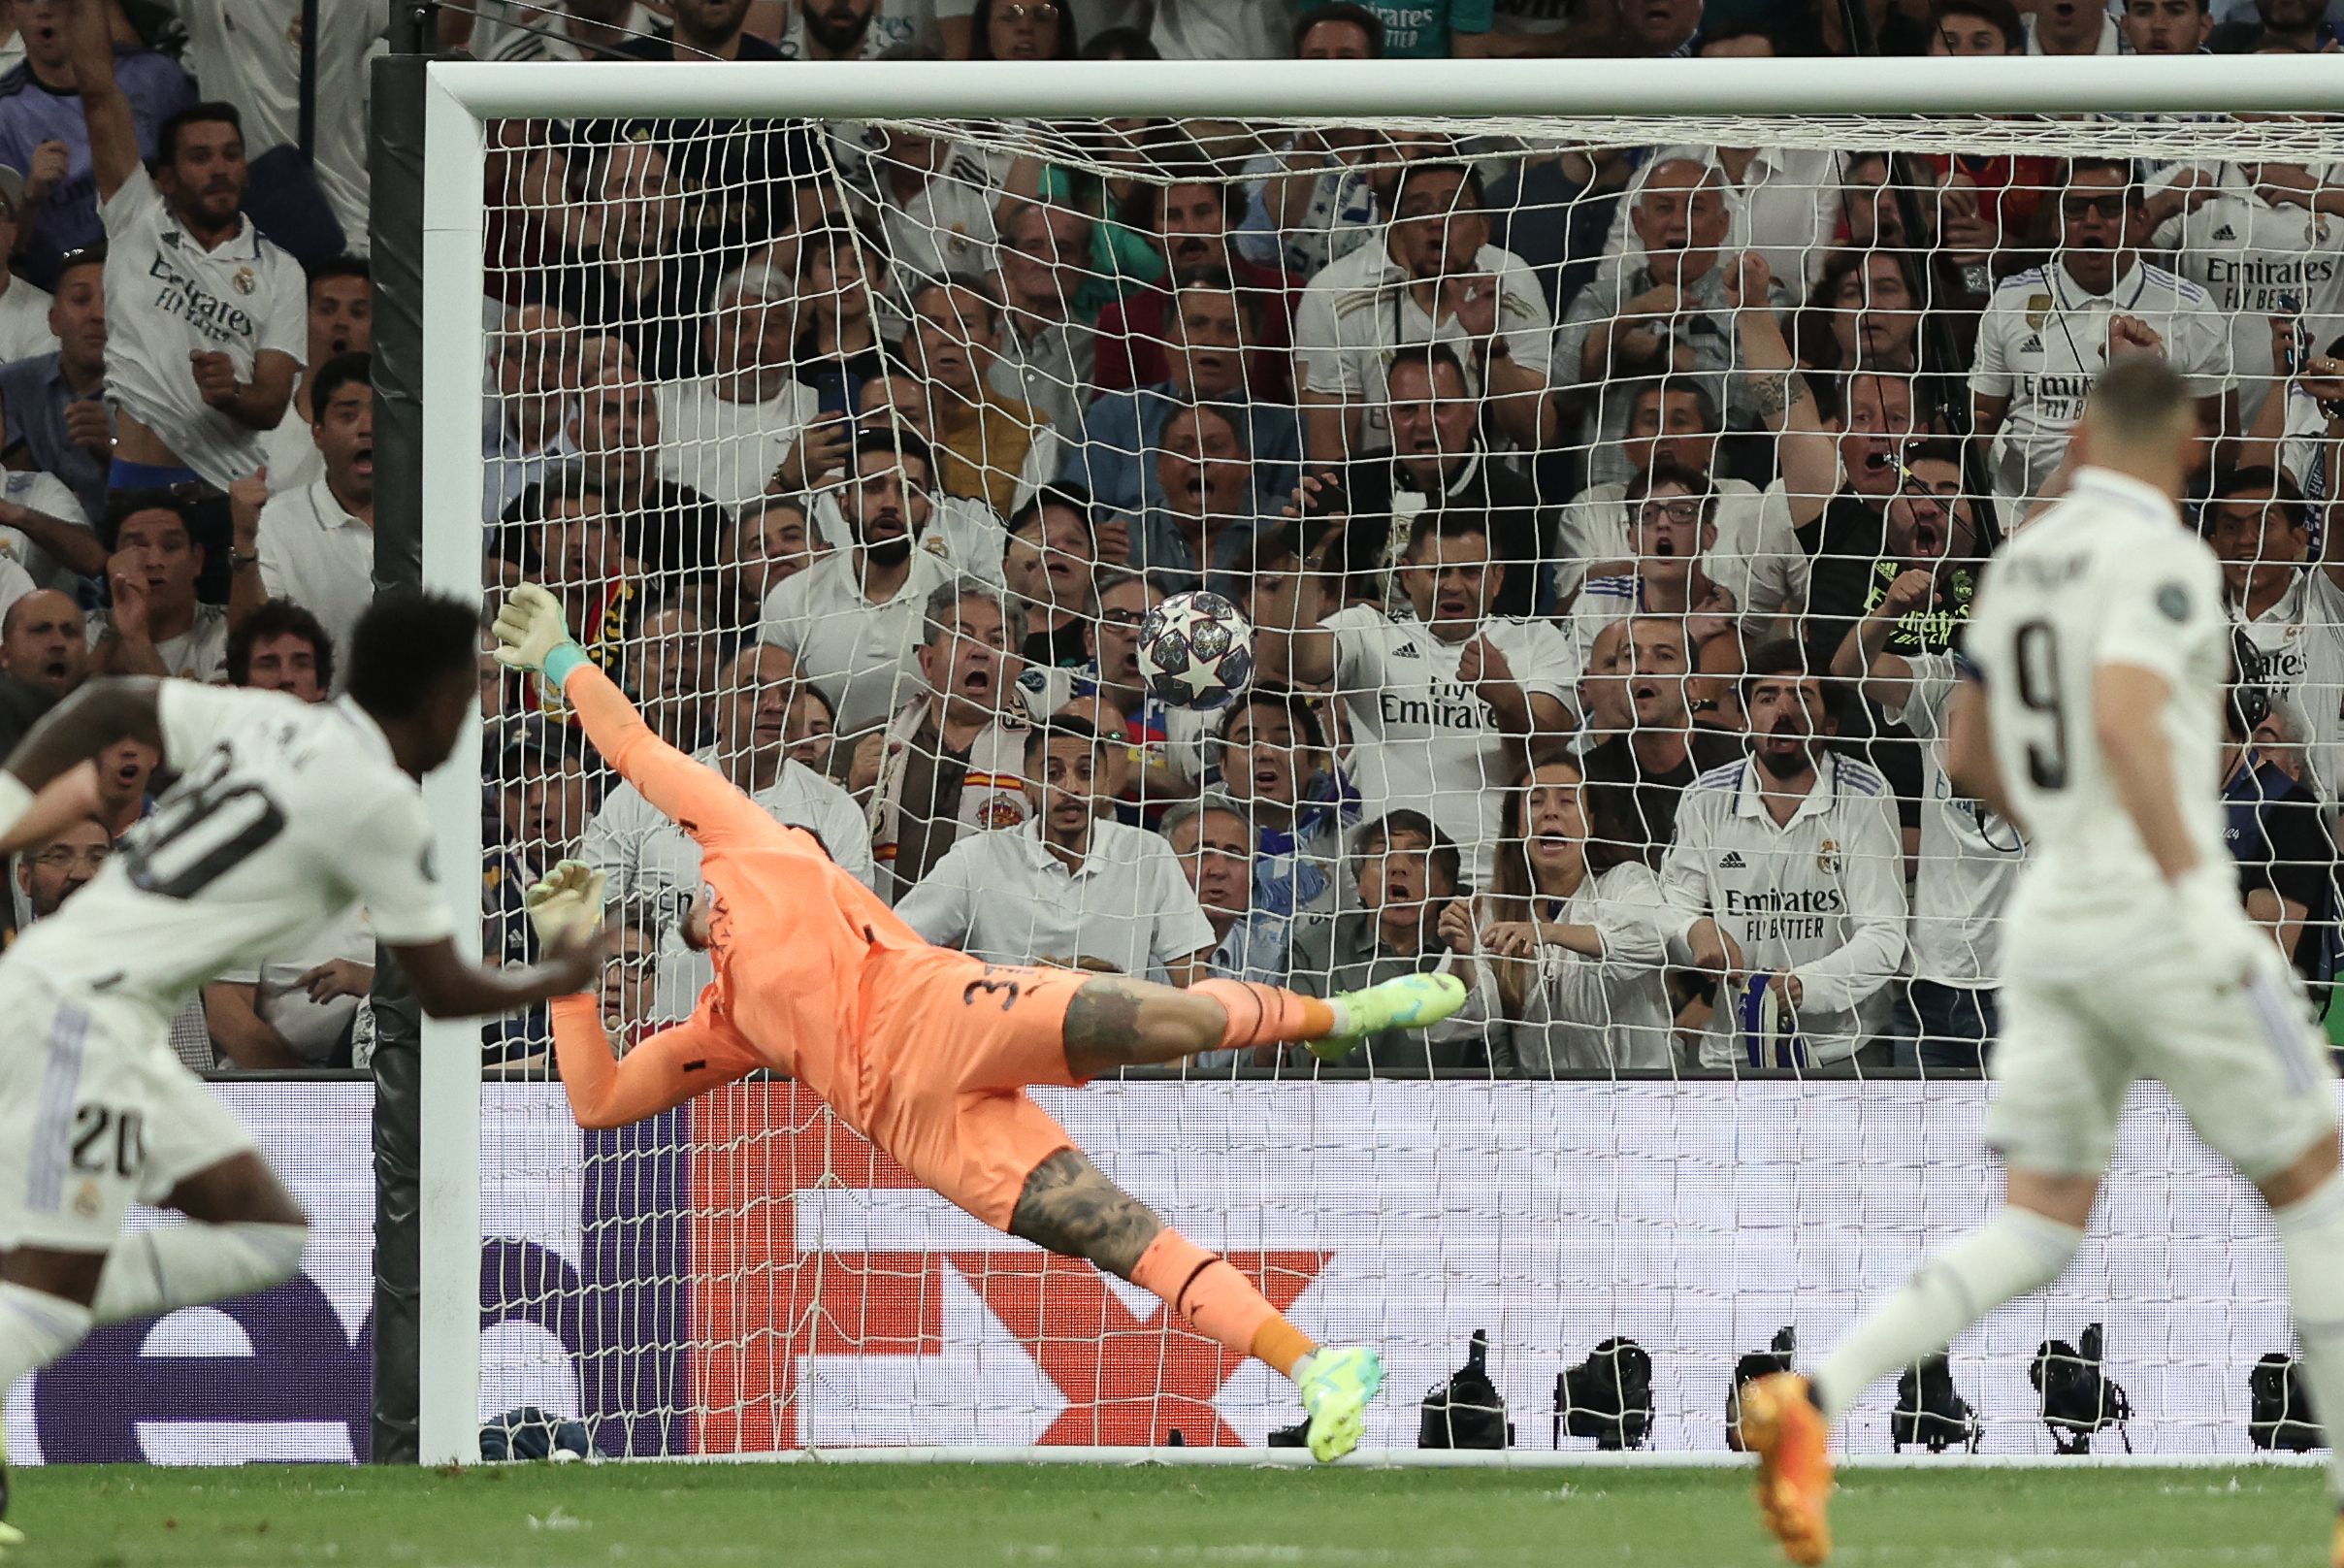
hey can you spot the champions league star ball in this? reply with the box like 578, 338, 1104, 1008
1137, 590, 1255, 711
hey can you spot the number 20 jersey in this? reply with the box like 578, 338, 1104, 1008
4, 682, 456, 1024
1966, 466, 2230, 981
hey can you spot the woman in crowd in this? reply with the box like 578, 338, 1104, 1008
1446, 748, 1676, 1074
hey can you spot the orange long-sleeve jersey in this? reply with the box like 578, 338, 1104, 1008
545, 661, 931, 1132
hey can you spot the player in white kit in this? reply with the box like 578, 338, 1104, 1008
1740, 357, 2344, 1567
0, 592, 603, 1549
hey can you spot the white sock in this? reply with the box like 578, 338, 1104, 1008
89, 1222, 309, 1326
1812, 1205, 2082, 1421
2273, 1172, 2344, 1503
0, 1281, 93, 1393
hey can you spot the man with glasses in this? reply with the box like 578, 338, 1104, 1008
1971, 157, 2230, 512
758, 426, 960, 735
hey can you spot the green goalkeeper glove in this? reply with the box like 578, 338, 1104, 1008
526, 860, 608, 951
493, 583, 588, 685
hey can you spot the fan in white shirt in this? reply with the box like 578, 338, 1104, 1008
2151, 161, 2344, 423
0, 174, 52, 364
2201, 466, 2344, 797
254, 353, 374, 687
758, 427, 960, 735
1257, 509, 1576, 887
1451, 749, 1676, 1074
1970, 159, 2231, 510
75, 1, 303, 490
896, 718, 1219, 984
1659, 642, 1908, 1069
580, 643, 875, 1023
1292, 160, 1554, 465
653, 266, 820, 511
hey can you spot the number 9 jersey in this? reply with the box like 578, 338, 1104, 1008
1965, 466, 2230, 982
5, 681, 458, 1024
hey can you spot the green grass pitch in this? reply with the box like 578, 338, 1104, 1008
2, 1462, 2332, 1567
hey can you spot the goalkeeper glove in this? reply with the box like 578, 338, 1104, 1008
493, 583, 589, 685
526, 860, 608, 952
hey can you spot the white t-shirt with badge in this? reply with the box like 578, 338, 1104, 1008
1321, 604, 1576, 885
2153, 167, 2344, 423
2231, 568, 2344, 800
1970, 258, 2230, 506
99, 166, 308, 489
1895, 652, 2029, 987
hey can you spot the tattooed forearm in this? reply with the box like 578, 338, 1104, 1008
1009, 1148, 1164, 1278
1064, 980, 1146, 1057
1743, 371, 1809, 424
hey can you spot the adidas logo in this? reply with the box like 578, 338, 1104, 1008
2212, 223, 2236, 242
1392, 641, 1422, 658
1719, 851, 1746, 869
2018, 335, 2043, 354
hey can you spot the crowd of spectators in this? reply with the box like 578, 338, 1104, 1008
0, 0, 2339, 1076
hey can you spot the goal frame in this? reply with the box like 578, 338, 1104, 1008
415, 53, 2344, 1467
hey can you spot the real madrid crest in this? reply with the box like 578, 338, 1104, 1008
2024, 293, 2052, 332
233, 267, 256, 296
1815, 837, 1841, 876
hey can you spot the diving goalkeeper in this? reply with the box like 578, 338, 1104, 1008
495, 584, 1466, 1460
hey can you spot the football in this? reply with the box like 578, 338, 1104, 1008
1136, 590, 1255, 711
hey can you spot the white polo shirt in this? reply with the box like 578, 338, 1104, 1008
758, 545, 956, 736
1555, 474, 1809, 620
653, 375, 821, 512
1321, 604, 1577, 886
1970, 257, 2229, 506
256, 476, 374, 688
1293, 238, 1553, 455
809, 488, 1010, 592
2152, 167, 2344, 422
1658, 751, 1908, 1066
0, 465, 91, 589
895, 815, 1217, 981
100, 166, 307, 489
1895, 652, 2028, 987
580, 753, 874, 1024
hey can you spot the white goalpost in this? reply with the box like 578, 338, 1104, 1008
420, 54, 2344, 1468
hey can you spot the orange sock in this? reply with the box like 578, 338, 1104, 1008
1130, 1227, 1318, 1380
1191, 979, 1337, 1050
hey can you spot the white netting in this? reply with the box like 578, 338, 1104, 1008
471, 96, 2344, 1458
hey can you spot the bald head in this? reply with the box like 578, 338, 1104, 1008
1, 590, 87, 696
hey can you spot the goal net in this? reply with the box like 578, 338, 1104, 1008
444, 62, 2344, 1462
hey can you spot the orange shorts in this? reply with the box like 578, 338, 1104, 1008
858, 949, 1091, 1232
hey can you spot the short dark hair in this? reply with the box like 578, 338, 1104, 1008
2209, 464, 2304, 506
1010, 483, 1096, 539
844, 423, 937, 489
1740, 636, 1827, 709
1294, 1, 1384, 55
1405, 507, 1494, 560
1627, 376, 1720, 434
227, 599, 336, 690
306, 255, 370, 293
520, 463, 606, 522
2067, 155, 2144, 196
1138, 179, 1245, 238
347, 590, 480, 720
100, 489, 195, 553
1390, 158, 1485, 217
1024, 712, 1102, 766
1934, 0, 2024, 47
158, 102, 243, 167
1386, 342, 1471, 395
309, 351, 371, 425
1625, 460, 1715, 512
1352, 808, 1461, 893
1220, 683, 1327, 752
